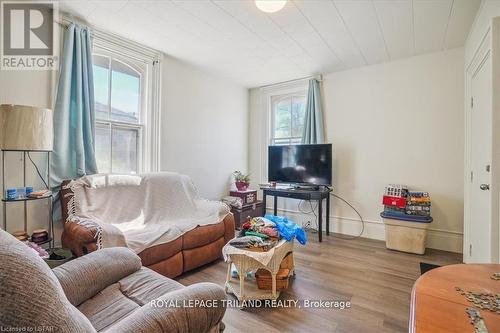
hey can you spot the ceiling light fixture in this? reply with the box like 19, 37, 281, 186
255, 0, 287, 13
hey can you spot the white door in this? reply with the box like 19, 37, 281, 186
468, 52, 492, 263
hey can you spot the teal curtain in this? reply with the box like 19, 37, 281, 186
301, 79, 325, 144
51, 23, 97, 189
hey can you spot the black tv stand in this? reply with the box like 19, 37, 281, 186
260, 186, 331, 242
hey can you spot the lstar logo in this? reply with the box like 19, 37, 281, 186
1, 1, 59, 70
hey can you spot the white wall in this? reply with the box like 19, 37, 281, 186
160, 55, 248, 200
249, 48, 465, 253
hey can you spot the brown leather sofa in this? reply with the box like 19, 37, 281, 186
60, 180, 235, 279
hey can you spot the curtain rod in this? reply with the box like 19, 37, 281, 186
55, 15, 161, 61
259, 74, 323, 89
55, 15, 83, 27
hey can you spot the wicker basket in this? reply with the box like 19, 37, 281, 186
255, 268, 290, 291
280, 252, 294, 270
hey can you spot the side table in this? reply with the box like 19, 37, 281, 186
224, 239, 294, 302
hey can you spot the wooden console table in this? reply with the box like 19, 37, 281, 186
261, 187, 330, 242
410, 264, 499, 333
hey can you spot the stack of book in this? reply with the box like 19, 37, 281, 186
382, 185, 432, 219
406, 192, 431, 217
382, 184, 408, 217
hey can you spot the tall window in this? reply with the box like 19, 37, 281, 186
92, 54, 144, 174
271, 94, 306, 145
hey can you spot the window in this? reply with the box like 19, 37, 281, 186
93, 54, 142, 174
90, 22, 166, 177
271, 94, 306, 145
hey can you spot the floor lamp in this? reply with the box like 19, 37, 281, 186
0, 104, 54, 247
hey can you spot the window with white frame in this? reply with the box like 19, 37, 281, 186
270, 93, 307, 145
91, 36, 160, 174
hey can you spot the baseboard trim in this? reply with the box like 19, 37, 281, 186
265, 207, 463, 254
426, 229, 463, 254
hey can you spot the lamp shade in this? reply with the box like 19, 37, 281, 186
0, 104, 54, 151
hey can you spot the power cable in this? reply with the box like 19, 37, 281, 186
297, 187, 365, 240
27, 152, 49, 189
328, 192, 365, 240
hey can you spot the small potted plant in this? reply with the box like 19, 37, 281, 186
233, 171, 250, 191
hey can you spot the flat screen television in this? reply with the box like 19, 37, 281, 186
268, 144, 332, 186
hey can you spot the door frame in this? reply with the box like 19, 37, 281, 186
464, 18, 500, 264
493, 18, 500, 263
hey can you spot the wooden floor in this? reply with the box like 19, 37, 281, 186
177, 233, 462, 333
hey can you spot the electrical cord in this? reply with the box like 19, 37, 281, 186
298, 200, 318, 233
298, 199, 317, 215
27, 152, 55, 250
27, 152, 49, 189
297, 187, 365, 240
329, 192, 365, 240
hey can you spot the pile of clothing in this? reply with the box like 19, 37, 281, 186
228, 216, 279, 251
228, 235, 275, 251
228, 215, 307, 251
240, 216, 280, 238
265, 214, 307, 245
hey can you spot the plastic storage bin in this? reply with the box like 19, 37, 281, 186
380, 212, 433, 255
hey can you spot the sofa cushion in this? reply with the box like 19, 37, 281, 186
183, 236, 225, 272
138, 236, 182, 266
105, 283, 227, 333
182, 221, 225, 250
78, 268, 184, 332
78, 283, 139, 332
53, 247, 142, 306
120, 267, 184, 305
147, 252, 184, 278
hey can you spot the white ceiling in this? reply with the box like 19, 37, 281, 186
59, 0, 481, 88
